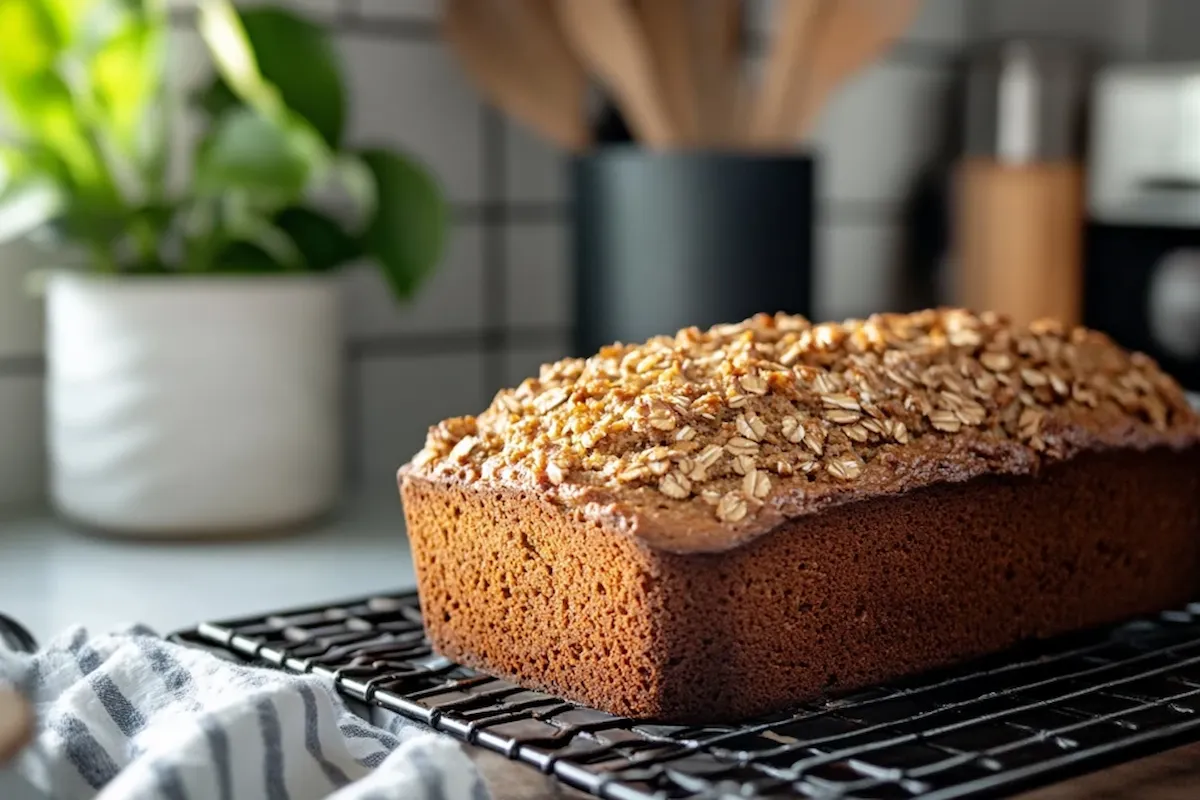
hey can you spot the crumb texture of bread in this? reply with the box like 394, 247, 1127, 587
404, 450, 1200, 721
399, 309, 1200, 721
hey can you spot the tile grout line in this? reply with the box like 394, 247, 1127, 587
168, 9, 962, 71
337, 0, 361, 24
0, 355, 46, 378
451, 201, 567, 224
964, 0, 991, 41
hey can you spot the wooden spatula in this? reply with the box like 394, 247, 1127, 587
792, 0, 921, 140
750, 0, 825, 147
692, 0, 744, 146
556, 0, 675, 147
509, 0, 589, 113
443, 0, 589, 151
636, 0, 701, 144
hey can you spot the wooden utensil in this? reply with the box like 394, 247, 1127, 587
692, 0, 744, 146
636, 0, 701, 144
509, 0, 588, 108
792, 0, 921, 140
443, 0, 589, 151
0, 688, 32, 766
556, 0, 675, 147
633, 0, 700, 143
750, 0, 825, 147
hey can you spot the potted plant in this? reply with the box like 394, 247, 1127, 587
0, 0, 446, 535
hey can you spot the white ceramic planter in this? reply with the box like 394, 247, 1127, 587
45, 272, 342, 536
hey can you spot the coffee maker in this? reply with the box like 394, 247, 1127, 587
1086, 63, 1200, 391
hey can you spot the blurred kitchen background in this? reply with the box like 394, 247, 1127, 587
0, 0, 1198, 516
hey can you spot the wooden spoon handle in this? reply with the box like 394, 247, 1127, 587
693, 0, 743, 146
556, 0, 675, 147
637, 0, 700, 144
793, 0, 920, 140
751, 0, 825, 146
443, 0, 589, 151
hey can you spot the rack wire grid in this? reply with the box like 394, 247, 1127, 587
171, 592, 1200, 800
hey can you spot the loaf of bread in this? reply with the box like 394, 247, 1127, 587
399, 310, 1200, 722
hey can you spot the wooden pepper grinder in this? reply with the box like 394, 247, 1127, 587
956, 38, 1092, 327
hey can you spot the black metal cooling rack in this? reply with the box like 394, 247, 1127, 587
171, 593, 1200, 800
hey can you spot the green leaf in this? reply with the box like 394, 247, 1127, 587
212, 240, 287, 273
199, 7, 346, 148
329, 153, 376, 228
0, 1, 62, 78
0, 78, 109, 198
194, 107, 312, 204
275, 206, 361, 271
89, 9, 164, 156
196, 0, 283, 118
0, 2, 116, 198
358, 149, 446, 301
208, 208, 304, 273
193, 78, 237, 119
230, 216, 302, 269
38, 0, 89, 46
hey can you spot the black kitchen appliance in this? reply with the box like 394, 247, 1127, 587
1085, 63, 1200, 391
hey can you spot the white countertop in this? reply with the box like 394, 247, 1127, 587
0, 493, 417, 643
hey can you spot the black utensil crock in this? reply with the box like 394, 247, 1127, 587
572, 149, 815, 356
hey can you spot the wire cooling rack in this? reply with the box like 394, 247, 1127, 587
171, 593, 1200, 800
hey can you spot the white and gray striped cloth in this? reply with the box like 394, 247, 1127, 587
0, 625, 490, 800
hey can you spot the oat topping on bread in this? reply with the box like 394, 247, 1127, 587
408, 309, 1198, 527
400, 309, 1200, 720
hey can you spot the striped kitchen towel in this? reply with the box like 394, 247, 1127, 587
0, 625, 490, 800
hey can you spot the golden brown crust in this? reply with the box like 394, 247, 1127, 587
404, 309, 1200, 553
398, 309, 1200, 721
402, 449, 1200, 721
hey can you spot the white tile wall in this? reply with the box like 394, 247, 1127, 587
341, 34, 484, 203
169, 0, 339, 20
249, 0, 339, 20
0, 375, 44, 511
0, 241, 45, 509
812, 64, 954, 205
503, 340, 572, 389
747, 0, 966, 45
973, 0, 1155, 58
0, 241, 43, 359
342, 224, 484, 339
818, 222, 904, 322
354, 352, 484, 490
906, 0, 970, 45
504, 223, 571, 328
1143, 0, 1197, 59
358, 0, 438, 20
504, 120, 569, 204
